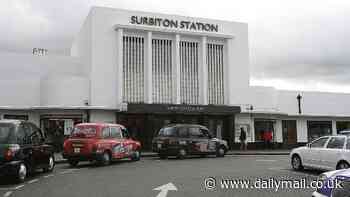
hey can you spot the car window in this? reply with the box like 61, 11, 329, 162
327, 137, 345, 149
102, 127, 110, 138
16, 124, 27, 144
72, 126, 97, 138
158, 127, 177, 137
178, 127, 188, 138
0, 123, 16, 144
28, 123, 43, 145
110, 127, 122, 139
189, 127, 204, 138
310, 137, 329, 148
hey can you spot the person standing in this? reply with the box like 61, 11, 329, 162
239, 127, 247, 150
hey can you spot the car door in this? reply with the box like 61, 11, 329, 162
110, 126, 128, 158
188, 126, 210, 154
323, 136, 346, 170
303, 137, 330, 168
25, 123, 46, 168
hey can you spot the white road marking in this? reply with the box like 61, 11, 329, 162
43, 174, 55, 178
3, 191, 12, 197
14, 185, 25, 190
256, 159, 277, 162
27, 179, 39, 184
153, 183, 178, 197
59, 169, 78, 174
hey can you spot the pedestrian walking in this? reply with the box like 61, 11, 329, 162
239, 127, 247, 150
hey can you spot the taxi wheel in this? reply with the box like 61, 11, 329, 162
336, 161, 350, 170
216, 146, 226, 157
131, 150, 141, 161
291, 155, 303, 171
43, 155, 55, 172
16, 163, 27, 183
68, 159, 79, 167
177, 148, 187, 160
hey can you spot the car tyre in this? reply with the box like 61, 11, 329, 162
177, 148, 187, 160
99, 151, 111, 166
336, 161, 350, 170
131, 150, 141, 161
291, 155, 303, 171
216, 146, 226, 157
68, 159, 79, 167
43, 155, 55, 172
15, 163, 27, 183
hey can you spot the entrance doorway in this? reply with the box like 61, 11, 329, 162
40, 114, 83, 152
282, 120, 297, 147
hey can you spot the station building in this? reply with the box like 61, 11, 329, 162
1, 7, 350, 150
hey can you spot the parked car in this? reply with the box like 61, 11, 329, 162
63, 123, 141, 167
312, 168, 350, 197
0, 120, 55, 182
290, 135, 350, 171
339, 130, 350, 135
152, 124, 229, 159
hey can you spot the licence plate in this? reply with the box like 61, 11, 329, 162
157, 144, 162, 149
74, 148, 80, 153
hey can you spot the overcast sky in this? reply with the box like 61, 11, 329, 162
1, 0, 350, 93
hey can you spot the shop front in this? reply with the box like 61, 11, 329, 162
116, 104, 240, 150
254, 119, 275, 149
40, 113, 86, 152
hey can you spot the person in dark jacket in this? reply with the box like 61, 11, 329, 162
239, 127, 247, 150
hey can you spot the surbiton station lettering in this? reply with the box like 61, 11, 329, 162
130, 16, 219, 32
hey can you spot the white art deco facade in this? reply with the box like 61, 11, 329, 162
1, 7, 350, 150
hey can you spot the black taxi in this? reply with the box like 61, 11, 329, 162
0, 120, 55, 182
152, 124, 228, 159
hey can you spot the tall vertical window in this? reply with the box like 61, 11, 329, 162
180, 41, 199, 104
207, 43, 224, 105
123, 36, 144, 103
152, 39, 173, 103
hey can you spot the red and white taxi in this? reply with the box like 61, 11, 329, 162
63, 123, 141, 167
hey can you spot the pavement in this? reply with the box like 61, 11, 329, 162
54, 150, 291, 164
0, 155, 322, 197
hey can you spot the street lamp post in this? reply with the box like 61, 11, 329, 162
297, 94, 302, 114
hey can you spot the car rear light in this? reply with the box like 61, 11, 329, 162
4, 144, 20, 161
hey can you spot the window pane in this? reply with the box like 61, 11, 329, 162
178, 127, 188, 138
102, 127, 110, 138
189, 127, 201, 137
327, 137, 345, 149
110, 127, 122, 139
0, 123, 16, 144
158, 127, 176, 137
311, 137, 329, 148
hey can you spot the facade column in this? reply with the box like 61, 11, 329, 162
145, 31, 153, 103
332, 120, 337, 135
199, 36, 208, 105
224, 38, 233, 105
173, 34, 181, 104
116, 28, 124, 105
